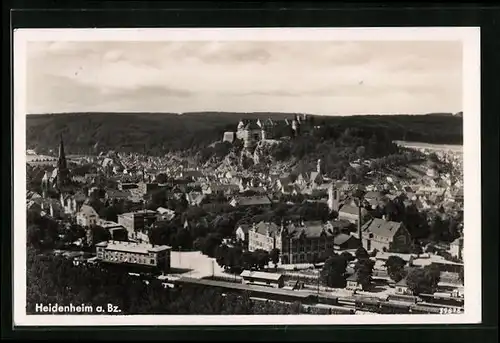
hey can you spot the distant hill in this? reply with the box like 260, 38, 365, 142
26, 112, 463, 155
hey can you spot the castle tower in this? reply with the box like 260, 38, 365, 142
291, 119, 299, 137
56, 134, 70, 190
317, 159, 322, 174
327, 185, 340, 213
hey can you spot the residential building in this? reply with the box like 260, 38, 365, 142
346, 273, 362, 291
333, 234, 359, 250
156, 207, 176, 221
185, 191, 207, 206
337, 204, 368, 224
76, 204, 99, 227
360, 217, 412, 252
105, 189, 131, 202
95, 240, 171, 273
117, 210, 158, 239
235, 224, 251, 244
395, 278, 413, 295
448, 237, 463, 260
248, 220, 341, 264
98, 219, 128, 241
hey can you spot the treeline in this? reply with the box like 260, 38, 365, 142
267, 126, 425, 180
26, 112, 462, 155
26, 247, 311, 315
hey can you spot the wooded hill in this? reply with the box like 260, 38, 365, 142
26, 112, 463, 155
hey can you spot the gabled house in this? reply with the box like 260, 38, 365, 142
76, 204, 99, 227
360, 217, 411, 252
235, 224, 251, 245
185, 191, 207, 206
333, 234, 359, 250
394, 277, 413, 295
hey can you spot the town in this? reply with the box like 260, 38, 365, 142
26, 115, 465, 315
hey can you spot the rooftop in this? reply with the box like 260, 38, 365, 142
362, 218, 403, 239
240, 270, 284, 281
96, 240, 171, 254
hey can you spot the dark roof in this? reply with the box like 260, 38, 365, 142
362, 218, 403, 238
395, 278, 408, 287
254, 221, 280, 236
183, 170, 204, 178
364, 191, 384, 199
334, 233, 356, 246
106, 189, 131, 198
244, 122, 261, 130
309, 171, 321, 182
346, 273, 358, 282
234, 196, 272, 206
287, 221, 334, 238
236, 224, 251, 233
339, 204, 362, 216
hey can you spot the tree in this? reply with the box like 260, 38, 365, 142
406, 265, 441, 295
201, 233, 222, 258
354, 258, 375, 290
253, 249, 270, 270
215, 244, 229, 269
340, 251, 355, 262
270, 248, 280, 268
355, 146, 366, 160
242, 251, 256, 270
320, 255, 347, 288
355, 246, 369, 260
91, 225, 111, 245
385, 255, 407, 283
410, 242, 423, 256
175, 228, 192, 250
155, 173, 168, 184
27, 224, 42, 249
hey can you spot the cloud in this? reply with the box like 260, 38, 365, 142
26, 40, 463, 115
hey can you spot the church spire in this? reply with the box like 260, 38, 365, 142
58, 133, 66, 167
57, 134, 70, 189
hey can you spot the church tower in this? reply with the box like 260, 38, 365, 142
57, 134, 70, 190
327, 184, 340, 213
41, 170, 50, 198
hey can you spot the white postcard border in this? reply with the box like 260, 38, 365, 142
13, 27, 481, 326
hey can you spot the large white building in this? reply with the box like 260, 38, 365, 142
96, 240, 171, 273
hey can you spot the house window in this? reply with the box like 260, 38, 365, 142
150, 259, 155, 265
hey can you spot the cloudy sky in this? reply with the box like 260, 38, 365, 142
26, 40, 462, 115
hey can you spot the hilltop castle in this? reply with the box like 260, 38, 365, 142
223, 113, 313, 150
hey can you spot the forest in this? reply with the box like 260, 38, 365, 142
26, 112, 463, 155
26, 247, 318, 315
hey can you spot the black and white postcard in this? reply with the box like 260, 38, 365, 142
13, 27, 481, 326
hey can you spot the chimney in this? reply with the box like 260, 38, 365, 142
357, 202, 363, 248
